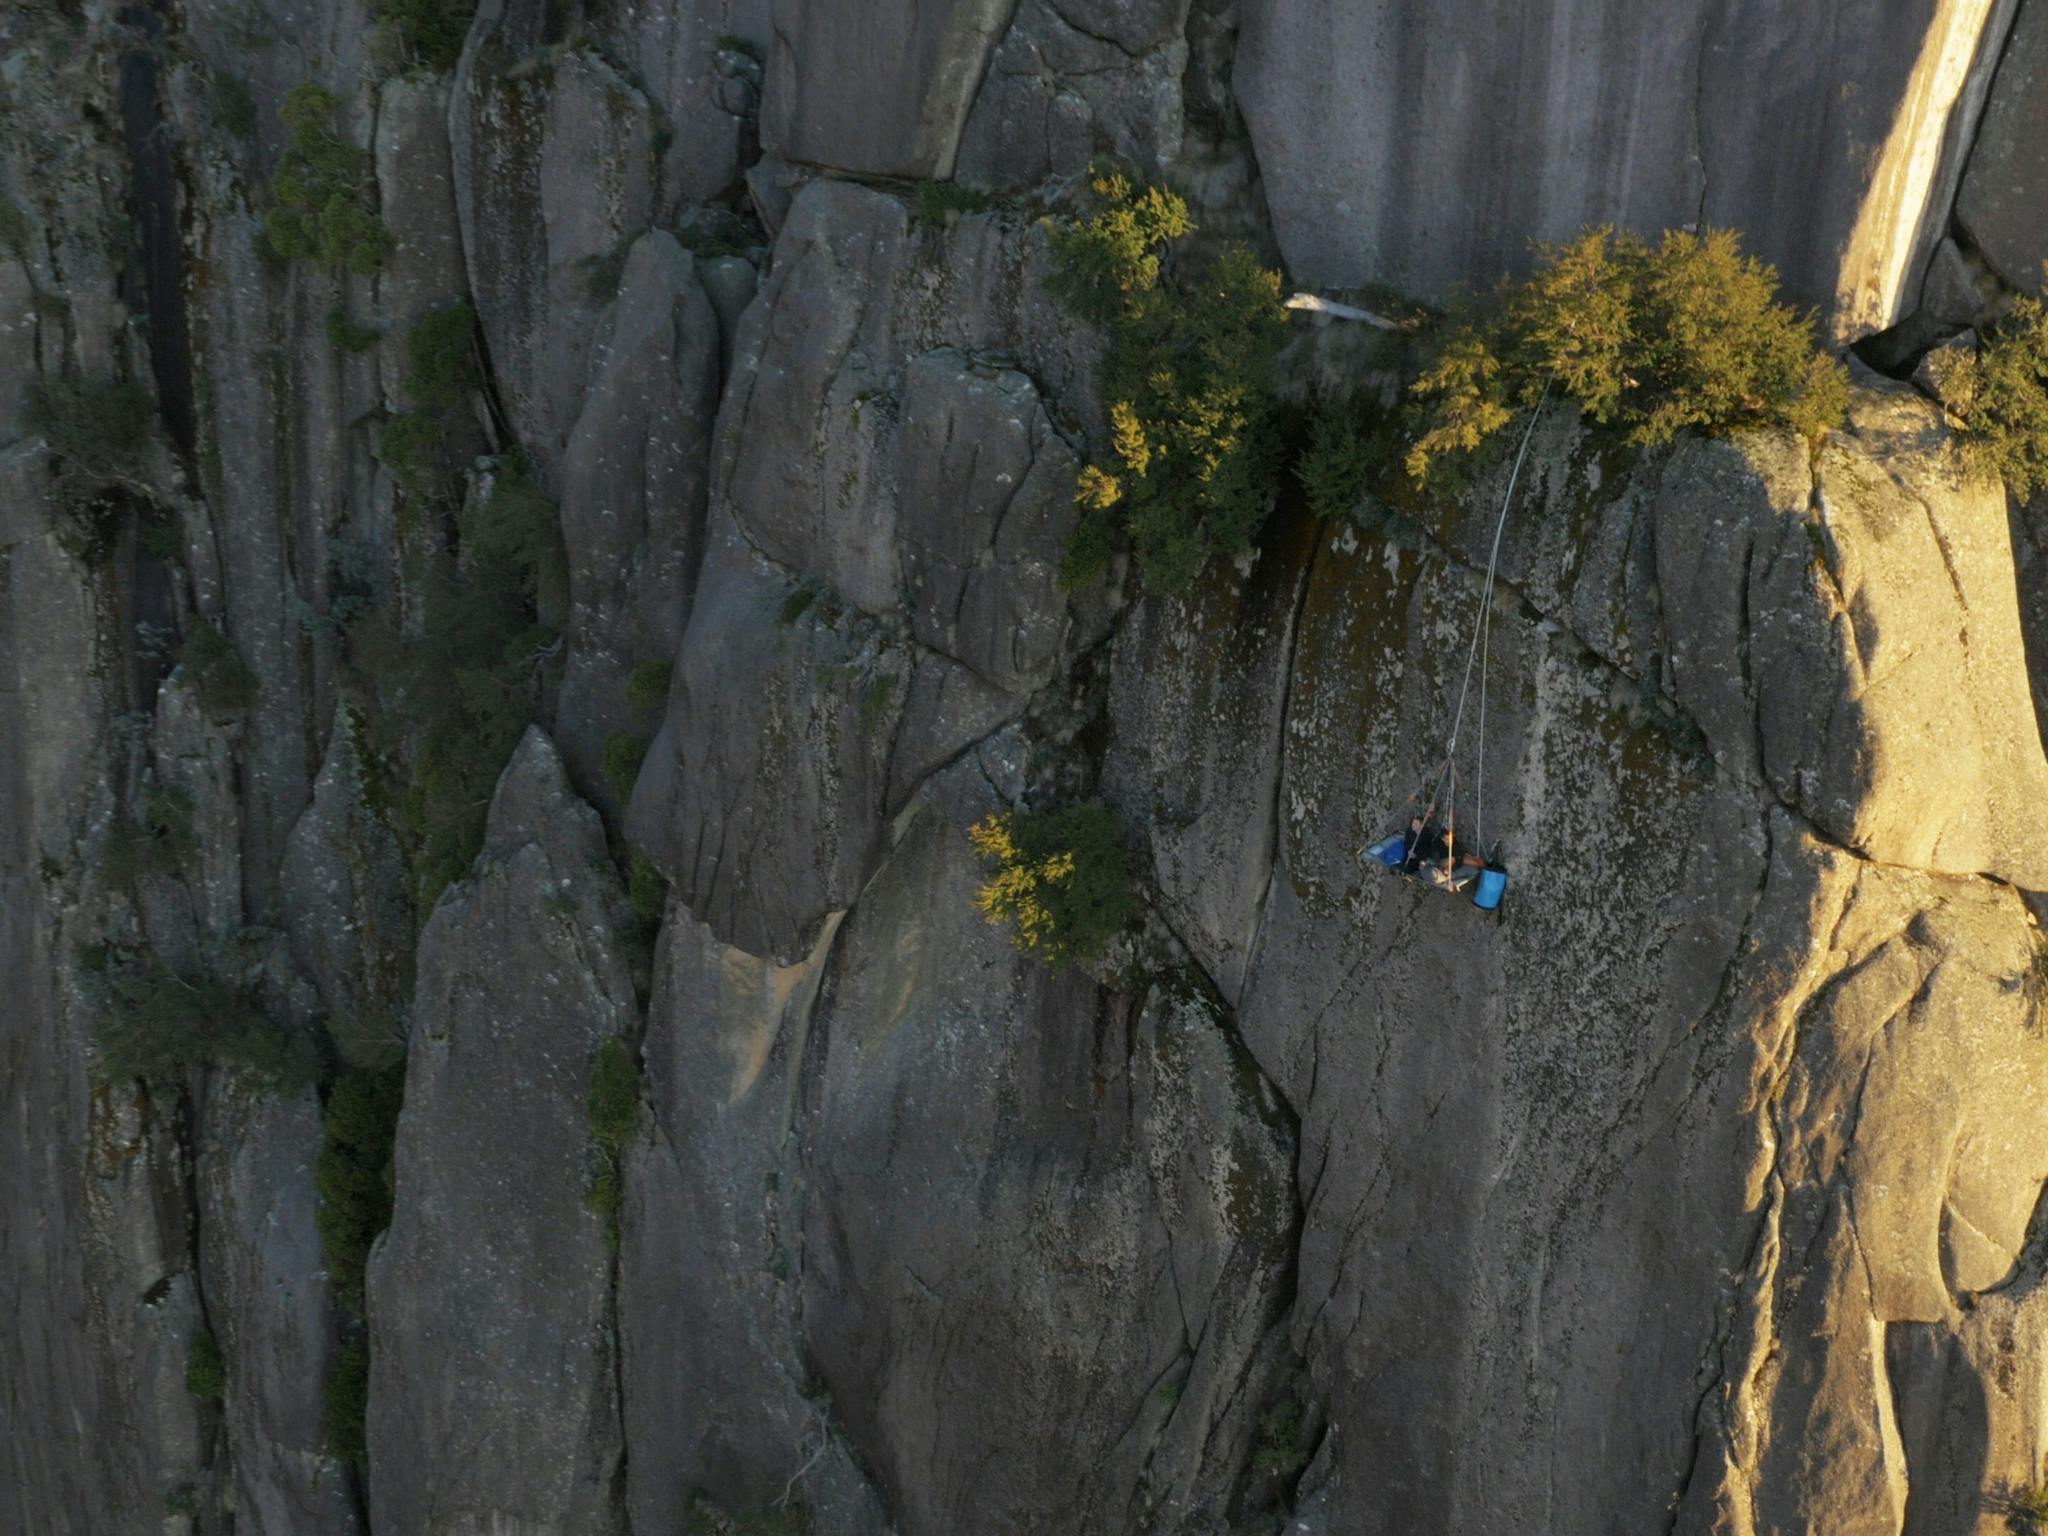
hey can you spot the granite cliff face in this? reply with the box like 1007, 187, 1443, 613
3, 2, 2047, 1534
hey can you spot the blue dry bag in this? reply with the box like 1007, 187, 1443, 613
1472, 867, 1508, 911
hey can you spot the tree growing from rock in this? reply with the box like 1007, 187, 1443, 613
1406, 226, 1849, 482
1050, 168, 1289, 595
968, 803, 1137, 968
1930, 279, 2048, 498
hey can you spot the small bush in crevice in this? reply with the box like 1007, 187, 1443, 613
185, 1326, 226, 1401
80, 943, 319, 1086
1405, 225, 1848, 484
179, 617, 256, 718
968, 802, 1137, 968
1989, 1474, 2048, 1535
582, 244, 631, 304
627, 851, 668, 933
1049, 167, 1289, 594
324, 1336, 371, 1467
587, 1037, 639, 1151
1296, 396, 1400, 522
373, 0, 474, 72
264, 84, 395, 275
346, 455, 564, 918
603, 731, 650, 808
315, 1065, 404, 1319
1931, 282, 2048, 499
214, 74, 257, 139
625, 660, 673, 719
99, 781, 197, 886
913, 180, 990, 225
1250, 1392, 1308, 1480
377, 410, 449, 514
329, 1003, 410, 1074
28, 374, 157, 514
585, 1038, 640, 1250
324, 306, 381, 355
376, 305, 481, 517
403, 302, 480, 410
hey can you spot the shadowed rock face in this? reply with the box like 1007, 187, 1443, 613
1958, 0, 2048, 291
5, 1, 2048, 1533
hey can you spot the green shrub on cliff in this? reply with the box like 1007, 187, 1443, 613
99, 781, 196, 886
28, 375, 155, 490
1049, 167, 1289, 594
324, 1337, 372, 1467
1929, 285, 2048, 499
403, 302, 480, 409
1405, 226, 1848, 483
179, 616, 256, 718
1296, 395, 1400, 522
316, 1065, 404, 1319
185, 1327, 226, 1402
603, 731, 650, 807
968, 802, 1137, 967
315, 1065, 402, 1469
374, 0, 474, 72
626, 660, 673, 718
265, 84, 395, 275
324, 306, 381, 355
80, 943, 318, 1086
913, 179, 990, 225
584, 1039, 640, 1248
348, 455, 564, 918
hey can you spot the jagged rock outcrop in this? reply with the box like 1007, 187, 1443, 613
556, 229, 721, 802
625, 180, 1108, 961
366, 729, 635, 1533
196, 1085, 361, 1535
452, 38, 658, 480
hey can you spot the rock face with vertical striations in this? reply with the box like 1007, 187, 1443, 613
1235, 0, 2017, 336
365, 730, 635, 1534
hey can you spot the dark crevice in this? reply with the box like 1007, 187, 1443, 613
116, 6, 198, 471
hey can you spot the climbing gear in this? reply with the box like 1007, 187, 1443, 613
1361, 380, 1553, 908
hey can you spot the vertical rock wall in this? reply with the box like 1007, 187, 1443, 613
3, 1, 2047, 1534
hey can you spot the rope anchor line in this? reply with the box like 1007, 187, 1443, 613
1411, 377, 1553, 865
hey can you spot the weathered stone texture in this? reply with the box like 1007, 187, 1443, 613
452, 44, 657, 479
954, 0, 1194, 189
366, 730, 633, 1535
627, 180, 1106, 961
759, 0, 1012, 177
1958, 0, 2048, 290
196, 1086, 361, 1535
556, 230, 721, 806
784, 766, 1297, 1533
1237, 0, 2010, 335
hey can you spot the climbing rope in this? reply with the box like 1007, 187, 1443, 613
1432, 377, 1554, 857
